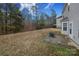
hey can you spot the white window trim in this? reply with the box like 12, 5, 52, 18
69, 22, 73, 39
62, 22, 68, 32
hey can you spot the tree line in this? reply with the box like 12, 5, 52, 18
0, 4, 24, 34
0, 3, 57, 35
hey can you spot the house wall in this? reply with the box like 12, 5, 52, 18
56, 17, 62, 29
62, 4, 69, 35
62, 4, 69, 18
69, 3, 79, 45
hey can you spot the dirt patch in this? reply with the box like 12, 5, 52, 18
44, 32, 70, 46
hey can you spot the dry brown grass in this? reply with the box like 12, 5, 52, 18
0, 28, 78, 56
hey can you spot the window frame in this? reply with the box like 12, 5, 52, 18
62, 22, 68, 32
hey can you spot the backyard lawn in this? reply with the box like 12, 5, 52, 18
0, 28, 78, 56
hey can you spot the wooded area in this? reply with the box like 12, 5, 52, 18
0, 3, 57, 35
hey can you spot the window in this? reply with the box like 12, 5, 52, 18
70, 23, 72, 34
70, 29, 72, 34
63, 22, 67, 31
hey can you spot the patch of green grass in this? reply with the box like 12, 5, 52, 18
48, 44, 77, 56
75, 49, 79, 55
